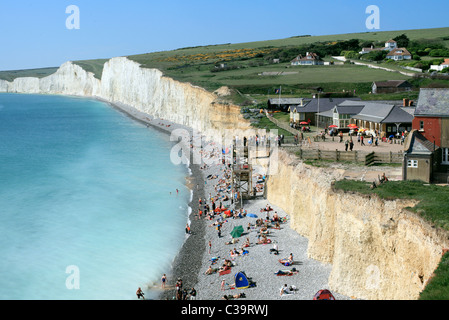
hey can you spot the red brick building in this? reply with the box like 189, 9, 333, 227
404, 88, 449, 183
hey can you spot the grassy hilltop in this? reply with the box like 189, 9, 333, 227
1, 26, 449, 104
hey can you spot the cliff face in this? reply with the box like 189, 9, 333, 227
266, 149, 449, 300
0, 57, 252, 139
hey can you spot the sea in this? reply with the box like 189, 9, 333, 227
0, 93, 191, 300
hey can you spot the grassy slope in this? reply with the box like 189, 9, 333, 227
2, 27, 447, 88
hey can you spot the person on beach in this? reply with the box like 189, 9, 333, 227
209, 240, 212, 254
136, 287, 145, 300
190, 288, 197, 300
161, 274, 167, 289
221, 279, 225, 291
176, 278, 183, 300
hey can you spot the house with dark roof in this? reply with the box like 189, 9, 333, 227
313, 100, 413, 136
386, 48, 412, 60
287, 97, 361, 126
351, 101, 414, 137
291, 52, 324, 66
314, 100, 365, 129
372, 80, 413, 94
403, 88, 449, 183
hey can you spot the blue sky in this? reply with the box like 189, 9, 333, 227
0, 0, 448, 71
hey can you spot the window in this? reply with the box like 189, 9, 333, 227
407, 159, 418, 168
420, 121, 424, 130
443, 148, 449, 165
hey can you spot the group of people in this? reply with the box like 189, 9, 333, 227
175, 278, 197, 300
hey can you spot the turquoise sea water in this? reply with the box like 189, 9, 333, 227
0, 93, 190, 300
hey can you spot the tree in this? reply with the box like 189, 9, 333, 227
393, 34, 410, 48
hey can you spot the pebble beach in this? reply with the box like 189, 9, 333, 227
107, 101, 349, 301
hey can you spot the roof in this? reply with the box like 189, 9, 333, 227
414, 88, 449, 117
269, 98, 307, 105
386, 48, 411, 57
351, 102, 395, 123
316, 103, 364, 118
361, 47, 384, 52
382, 106, 414, 123
386, 39, 397, 43
441, 58, 449, 66
405, 129, 438, 154
291, 52, 321, 62
350, 101, 413, 124
289, 97, 361, 113
313, 99, 414, 124
373, 80, 412, 88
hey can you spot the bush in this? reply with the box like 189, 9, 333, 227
360, 50, 387, 61
429, 49, 449, 57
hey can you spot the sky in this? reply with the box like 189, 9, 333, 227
0, 0, 448, 71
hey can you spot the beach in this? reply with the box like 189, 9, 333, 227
106, 100, 350, 300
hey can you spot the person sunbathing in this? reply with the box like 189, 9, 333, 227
225, 238, 239, 245
205, 266, 216, 275
257, 235, 271, 244
275, 268, 297, 276
222, 293, 246, 300
280, 253, 293, 265
259, 227, 269, 235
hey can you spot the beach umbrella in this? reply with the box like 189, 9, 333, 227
328, 125, 337, 128
230, 225, 244, 238
348, 124, 358, 128
300, 121, 308, 125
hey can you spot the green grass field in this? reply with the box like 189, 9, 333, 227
1, 26, 448, 104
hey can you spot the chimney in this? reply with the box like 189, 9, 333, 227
403, 98, 409, 107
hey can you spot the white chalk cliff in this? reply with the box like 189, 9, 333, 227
0, 57, 252, 139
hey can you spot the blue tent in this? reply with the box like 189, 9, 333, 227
247, 213, 257, 218
234, 271, 250, 289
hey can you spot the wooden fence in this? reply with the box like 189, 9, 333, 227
265, 112, 404, 165
283, 146, 403, 165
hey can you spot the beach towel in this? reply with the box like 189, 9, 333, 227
219, 269, 232, 276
